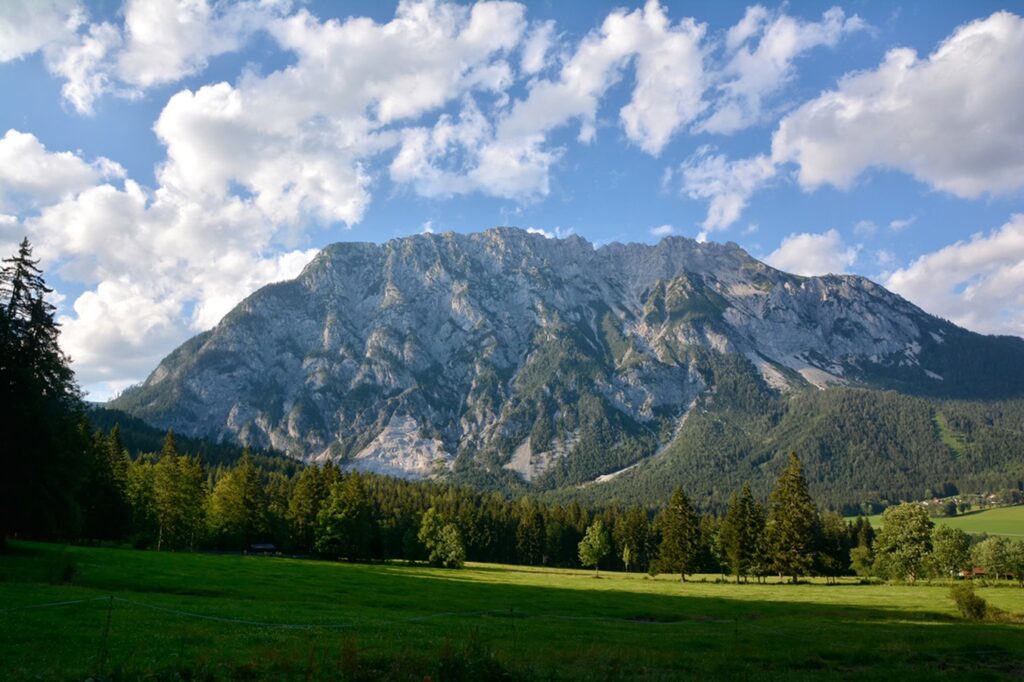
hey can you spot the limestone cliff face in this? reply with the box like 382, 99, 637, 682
111, 227, 1024, 483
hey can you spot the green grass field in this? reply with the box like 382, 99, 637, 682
854, 505, 1024, 537
2, 542, 1024, 680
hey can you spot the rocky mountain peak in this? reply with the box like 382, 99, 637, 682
111, 226, 1024, 487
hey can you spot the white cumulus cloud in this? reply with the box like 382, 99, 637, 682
699, 5, 865, 134
8, 135, 317, 395
684, 11, 1024, 235
886, 215, 1024, 337
0, 0, 82, 62
520, 19, 555, 75
163, 1, 527, 220
678, 147, 775, 237
0, 129, 124, 210
16, 0, 289, 114
772, 11, 1024, 197
764, 229, 859, 276
500, 0, 707, 155
890, 216, 917, 231
116, 0, 281, 89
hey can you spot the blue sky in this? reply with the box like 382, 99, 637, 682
1, 0, 1023, 399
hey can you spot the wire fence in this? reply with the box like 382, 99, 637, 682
0, 593, 718, 630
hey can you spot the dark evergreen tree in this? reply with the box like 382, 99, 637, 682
315, 473, 373, 561
657, 486, 701, 581
126, 457, 158, 546
286, 463, 334, 553
79, 425, 131, 540
815, 512, 850, 583
207, 449, 269, 549
153, 433, 206, 550
719, 483, 764, 582
614, 506, 652, 573
767, 452, 818, 582
855, 516, 875, 550
516, 502, 546, 565
0, 239, 85, 544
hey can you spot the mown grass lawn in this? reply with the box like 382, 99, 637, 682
1, 541, 1023, 680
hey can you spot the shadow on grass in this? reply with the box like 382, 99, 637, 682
2, 541, 1024, 680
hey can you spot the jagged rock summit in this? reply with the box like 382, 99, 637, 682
111, 227, 1024, 486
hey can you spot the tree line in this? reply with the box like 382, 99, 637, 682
22, 416, 883, 582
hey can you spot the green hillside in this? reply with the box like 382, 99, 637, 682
557, 362, 1024, 513
856, 505, 1024, 538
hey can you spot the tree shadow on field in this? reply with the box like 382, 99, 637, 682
355, 563, 1024, 679
3, 543, 1024, 680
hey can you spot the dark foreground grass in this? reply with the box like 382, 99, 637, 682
2, 541, 1024, 680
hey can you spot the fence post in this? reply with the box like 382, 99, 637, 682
100, 595, 114, 674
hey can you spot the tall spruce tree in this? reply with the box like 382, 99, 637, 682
286, 463, 333, 553
720, 483, 764, 582
615, 506, 652, 573
207, 449, 269, 549
657, 486, 701, 581
80, 425, 131, 540
126, 457, 159, 545
0, 238, 85, 544
516, 502, 546, 565
767, 452, 818, 582
815, 512, 850, 583
315, 473, 373, 561
153, 432, 206, 550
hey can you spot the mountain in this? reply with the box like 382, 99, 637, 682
110, 227, 1024, 509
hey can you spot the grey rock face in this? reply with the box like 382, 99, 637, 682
110, 227, 1022, 482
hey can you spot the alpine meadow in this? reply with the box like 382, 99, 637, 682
3, 1, 1024, 680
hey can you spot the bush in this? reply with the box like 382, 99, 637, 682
436, 630, 511, 681
950, 582, 987, 621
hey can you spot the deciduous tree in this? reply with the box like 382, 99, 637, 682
874, 503, 933, 581
931, 525, 971, 579
578, 519, 610, 576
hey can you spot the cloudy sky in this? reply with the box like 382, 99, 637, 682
1, 0, 1023, 400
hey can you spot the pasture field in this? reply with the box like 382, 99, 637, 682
855, 505, 1024, 537
1, 542, 1024, 680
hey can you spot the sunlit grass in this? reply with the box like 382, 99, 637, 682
1, 541, 1023, 679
